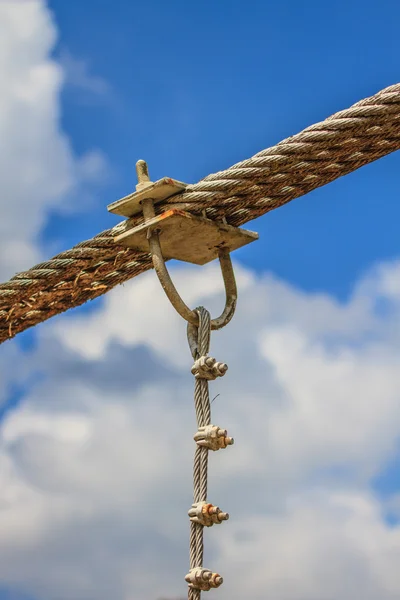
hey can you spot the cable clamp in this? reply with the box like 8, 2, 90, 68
185, 567, 223, 591
194, 424, 234, 451
191, 356, 228, 380
188, 501, 229, 527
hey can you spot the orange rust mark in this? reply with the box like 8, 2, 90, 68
158, 208, 188, 220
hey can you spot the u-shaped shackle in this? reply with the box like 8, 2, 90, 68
142, 197, 237, 331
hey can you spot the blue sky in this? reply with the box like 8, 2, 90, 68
1, 1, 400, 599
45, 0, 400, 298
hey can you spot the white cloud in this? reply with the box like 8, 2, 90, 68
1, 257, 400, 599
59, 48, 111, 97
0, 0, 109, 279
1, 3, 400, 599
48, 261, 256, 367
214, 489, 400, 600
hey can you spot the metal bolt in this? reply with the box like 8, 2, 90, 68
136, 159, 152, 191
191, 355, 228, 380
185, 567, 223, 591
194, 424, 234, 451
135, 160, 156, 222
188, 501, 229, 527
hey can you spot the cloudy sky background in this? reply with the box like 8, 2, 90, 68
1, 1, 400, 599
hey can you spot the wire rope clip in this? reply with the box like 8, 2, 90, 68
188, 501, 229, 527
185, 567, 223, 591
107, 160, 258, 266
194, 424, 234, 451
191, 356, 228, 380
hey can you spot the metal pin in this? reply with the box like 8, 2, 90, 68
136, 160, 152, 191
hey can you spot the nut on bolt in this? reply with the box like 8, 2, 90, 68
191, 356, 228, 380
188, 501, 229, 527
194, 424, 234, 451
185, 567, 223, 591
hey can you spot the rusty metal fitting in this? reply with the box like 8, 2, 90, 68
185, 567, 223, 591
188, 501, 229, 527
191, 356, 228, 380
194, 424, 234, 451
135, 159, 153, 192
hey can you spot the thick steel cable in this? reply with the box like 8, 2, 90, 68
1, 83, 400, 344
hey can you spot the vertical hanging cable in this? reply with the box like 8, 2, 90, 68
186, 307, 233, 598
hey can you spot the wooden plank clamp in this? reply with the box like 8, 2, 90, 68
107, 160, 258, 266
107, 161, 259, 330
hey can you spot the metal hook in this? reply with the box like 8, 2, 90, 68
147, 223, 237, 330
137, 162, 237, 331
